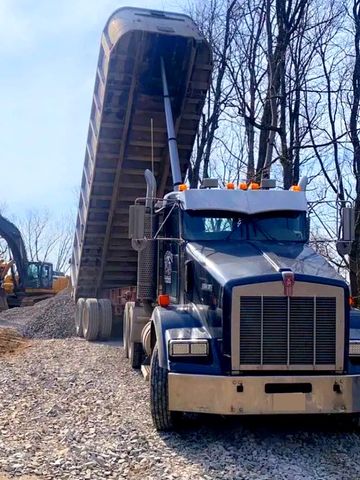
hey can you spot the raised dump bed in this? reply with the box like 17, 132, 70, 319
71, 7, 212, 299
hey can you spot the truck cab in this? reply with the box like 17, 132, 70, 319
139, 184, 359, 430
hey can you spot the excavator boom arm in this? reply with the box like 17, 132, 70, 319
0, 214, 28, 292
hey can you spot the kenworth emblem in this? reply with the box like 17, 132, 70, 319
282, 270, 295, 296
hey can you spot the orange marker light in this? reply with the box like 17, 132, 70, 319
226, 182, 235, 190
178, 184, 188, 191
158, 294, 170, 308
290, 185, 301, 191
249, 182, 260, 190
350, 296, 355, 307
239, 183, 248, 190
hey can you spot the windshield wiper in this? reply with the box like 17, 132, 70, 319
251, 222, 277, 241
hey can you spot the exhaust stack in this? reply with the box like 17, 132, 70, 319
144, 169, 157, 208
160, 57, 182, 189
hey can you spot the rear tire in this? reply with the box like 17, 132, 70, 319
129, 341, 143, 369
150, 345, 182, 431
75, 298, 85, 337
98, 299, 112, 340
123, 304, 129, 358
83, 298, 99, 341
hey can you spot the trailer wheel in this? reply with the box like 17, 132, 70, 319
150, 345, 182, 431
83, 298, 99, 341
98, 299, 112, 340
123, 304, 129, 358
75, 298, 85, 337
129, 341, 143, 369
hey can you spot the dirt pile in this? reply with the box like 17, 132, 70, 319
0, 290, 75, 339
0, 328, 28, 356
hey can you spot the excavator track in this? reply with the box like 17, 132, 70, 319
71, 7, 211, 299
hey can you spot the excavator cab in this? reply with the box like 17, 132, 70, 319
26, 262, 53, 290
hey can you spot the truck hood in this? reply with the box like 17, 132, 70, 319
186, 241, 345, 286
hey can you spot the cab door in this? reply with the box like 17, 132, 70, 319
39, 262, 53, 289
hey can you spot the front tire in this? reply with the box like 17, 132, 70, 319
150, 345, 182, 431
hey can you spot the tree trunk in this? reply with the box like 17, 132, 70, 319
349, 0, 360, 305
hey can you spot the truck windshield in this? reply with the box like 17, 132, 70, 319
182, 210, 307, 242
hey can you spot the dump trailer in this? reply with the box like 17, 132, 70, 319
71, 7, 211, 300
72, 7, 360, 431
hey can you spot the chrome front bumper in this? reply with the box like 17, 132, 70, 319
168, 373, 360, 415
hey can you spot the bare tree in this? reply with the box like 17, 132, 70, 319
257, 0, 308, 184
53, 215, 73, 273
187, 0, 237, 187
19, 210, 59, 263
226, 0, 267, 181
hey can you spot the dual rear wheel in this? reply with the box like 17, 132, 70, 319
75, 298, 113, 341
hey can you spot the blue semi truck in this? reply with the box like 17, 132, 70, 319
71, 7, 360, 431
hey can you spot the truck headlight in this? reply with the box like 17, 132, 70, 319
169, 339, 209, 357
349, 341, 360, 356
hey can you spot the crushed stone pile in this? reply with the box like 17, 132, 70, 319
0, 289, 75, 339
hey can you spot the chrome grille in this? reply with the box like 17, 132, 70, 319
316, 297, 336, 364
263, 297, 287, 364
239, 296, 336, 367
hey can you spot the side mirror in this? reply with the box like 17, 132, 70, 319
129, 205, 145, 240
336, 206, 355, 256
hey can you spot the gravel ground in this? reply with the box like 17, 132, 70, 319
0, 291, 75, 339
1, 338, 360, 480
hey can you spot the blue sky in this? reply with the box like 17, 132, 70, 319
0, 0, 184, 218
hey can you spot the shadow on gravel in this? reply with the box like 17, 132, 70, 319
160, 413, 359, 455
159, 414, 360, 478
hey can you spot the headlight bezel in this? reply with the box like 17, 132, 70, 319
168, 339, 209, 358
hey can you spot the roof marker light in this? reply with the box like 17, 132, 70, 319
226, 182, 235, 190
239, 182, 248, 190
290, 185, 301, 192
178, 184, 188, 191
249, 182, 260, 190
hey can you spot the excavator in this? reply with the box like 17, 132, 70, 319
0, 214, 68, 310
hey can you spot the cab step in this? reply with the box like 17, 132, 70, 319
141, 364, 150, 381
